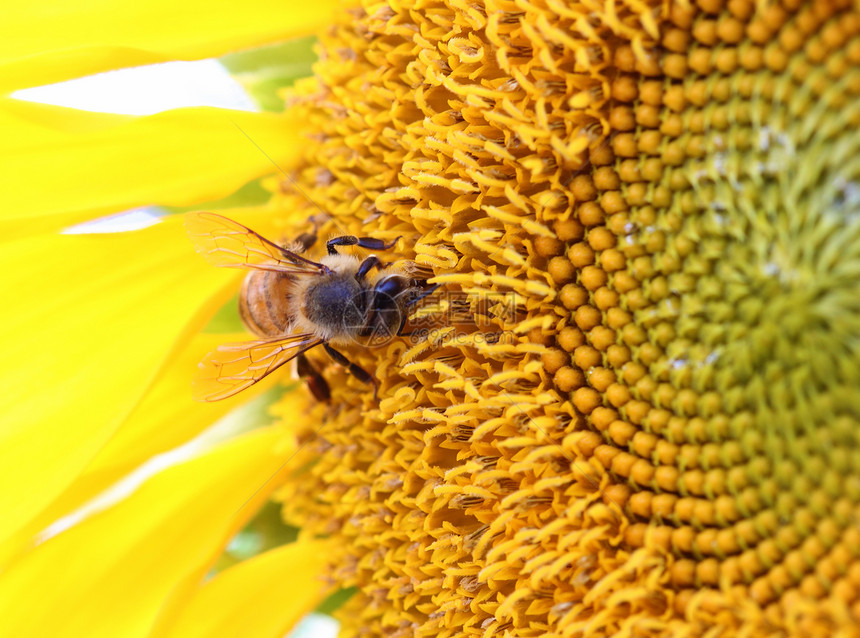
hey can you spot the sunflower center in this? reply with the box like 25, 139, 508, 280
276, 0, 860, 632
606, 3, 860, 607
679, 64, 860, 400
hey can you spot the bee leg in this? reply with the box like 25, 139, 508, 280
356, 255, 385, 281
323, 343, 379, 401
326, 235, 402, 255
288, 211, 329, 255
293, 231, 317, 254
278, 235, 319, 269
296, 352, 330, 402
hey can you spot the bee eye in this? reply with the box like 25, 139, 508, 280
373, 277, 406, 300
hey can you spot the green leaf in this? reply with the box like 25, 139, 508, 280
220, 37, 317, 112
216, 501, 301, 572
317, 587, 357, 615
201, 292, 245, 333
163, 178, 272, 216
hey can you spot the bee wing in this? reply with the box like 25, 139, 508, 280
185, 212, 323, 275
193, 333, 323, 401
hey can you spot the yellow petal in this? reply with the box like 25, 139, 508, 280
0, 0, 342, 92
0, 427, 294, 638
152, 539, 330, 638
0, 215, 236, 552
0, 100, 300, 239
88, 332, 275, 481
2, 330, 281, 560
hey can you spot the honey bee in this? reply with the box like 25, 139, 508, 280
185, 212, 435, 402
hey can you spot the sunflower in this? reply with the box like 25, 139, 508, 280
2, 0, 859, 637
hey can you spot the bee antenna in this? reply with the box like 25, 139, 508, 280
227, 117, 333, 222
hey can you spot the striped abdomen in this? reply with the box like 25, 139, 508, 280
238, 270, 294, 337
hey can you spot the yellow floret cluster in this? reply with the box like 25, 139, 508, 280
271, 1, 860, 635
